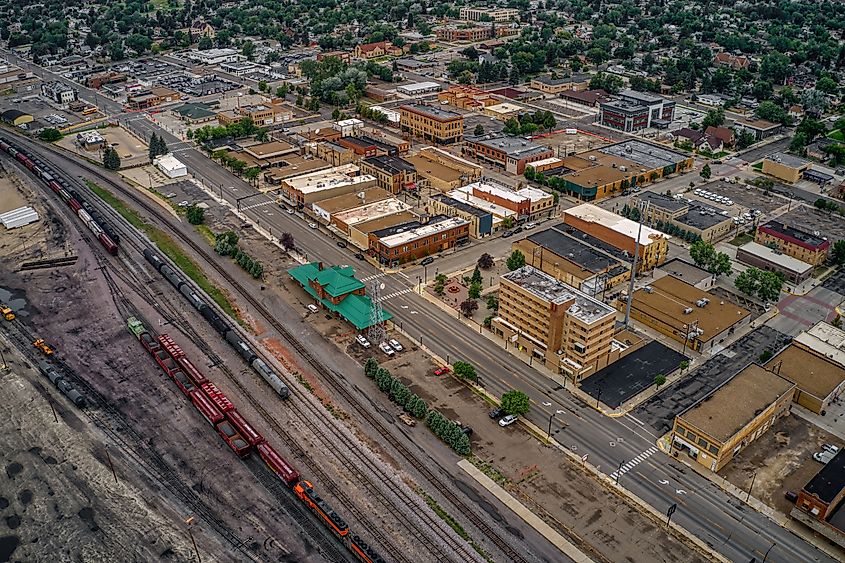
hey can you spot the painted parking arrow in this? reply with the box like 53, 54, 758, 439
676, 489, 687, 495
659, 479, 670, 485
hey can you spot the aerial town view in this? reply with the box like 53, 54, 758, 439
2, 1, 845, 562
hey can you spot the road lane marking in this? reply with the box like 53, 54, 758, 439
610, 446, 659, 480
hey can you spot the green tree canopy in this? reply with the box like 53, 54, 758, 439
501, 390, 530, 416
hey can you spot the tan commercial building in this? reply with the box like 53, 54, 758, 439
311, 187, 394, 225
400, 104, 464, 145
312, 142, 356, 166
530, 74, 591, 94
492, 266, 617, 381
217, 103, 292, 126
280, 164, 377, 206
776, 322, 845, 414
463, 136, 554, 175
406, 147, 481, 192
428, 194, 493, 238
634, 191, 734, 244
755, 221, 830, 266
623, 275, 751, 353
762, 152, 811, 183
262, 155, 332, 186
459, 7, 519, 22
437, 86, 499, 110
359, 155, 417, 194
672, 364, 795, 471
513, 227, 630, 295
562, 203, 669, 270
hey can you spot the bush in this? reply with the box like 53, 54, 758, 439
477, 253, 494, 270
39, 128, 62, 142
364, 357, 379, 378
186, 205, 205, 225
375, 368, 393, 392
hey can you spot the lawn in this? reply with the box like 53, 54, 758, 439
85, 180, 241, 322
728, 233, 754, 246
829, 129, 845, 142
752, 161, 763, 170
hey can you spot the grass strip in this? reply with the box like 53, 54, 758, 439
85, 180, 241, 322
417, 489, 493, 562
469, 456, 511, 488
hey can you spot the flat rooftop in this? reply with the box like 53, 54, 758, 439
737, 117, 780, 130
406, 155, 463, 183
285, 164, 375, 194
363, 155, 416, 175
759, 220, 829, 250
676, 205, 732, 230
471, 136, 551, 159
432, 194, 491, 218
631, 275, 750, 342
598, 139, 689, 170
803, 450, 845, 504
313, 187, 394, 214
527, 227, 621, 274
738, 242, 813, 274
635, 192, 688, 212
446, 188, 517, 218
401, 103, 461, 120
766, 152, 810, 169
244, 140, 296, 158
465, 180, 529, 204
564, 204, 669, 247
502, 265, 615, 324
515, 186, 552, 202
353, 211, 418, 234
333, 198, 412, 226
398, 81, 442, 92
619, 89, 665, 105
796, 322, 845, 369
769, 343, 845, 400
660, 258, 712, 286
375, 215, 469, 247
680, 364, 795, 443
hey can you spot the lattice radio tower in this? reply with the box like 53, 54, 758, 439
368, 279, 386, 344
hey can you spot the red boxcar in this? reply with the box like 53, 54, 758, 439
48, 180, 61, 193
176, 356, 208, 387
190, 388, 224, 426
226, 409, 264, 446
68, 198, 82, 212
99, 233, 118, 255
200, 381, 234, 413
256, 443, 300, 486
216, 420, 251, 457
158, 335, 185, 360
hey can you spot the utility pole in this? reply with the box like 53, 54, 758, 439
624, 201, 649, 328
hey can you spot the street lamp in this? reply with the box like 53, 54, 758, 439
547, 409, 564, 439
595, 387, 603, 409
615, 460, 624, 484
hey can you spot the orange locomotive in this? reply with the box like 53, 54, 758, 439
293, 480, 349, 538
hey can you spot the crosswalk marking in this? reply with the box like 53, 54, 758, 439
610, 446, 659, 480
381, 288, 412, 301
360, 273, 384, 282
241, 200, 274, 211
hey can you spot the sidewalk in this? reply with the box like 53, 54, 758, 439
657, 434, 845, 562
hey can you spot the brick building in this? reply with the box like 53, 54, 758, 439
368, 215, 470, 265
359, 155, 417, 193
599, 90, 675, 132
755, 221, 830, 266
463, 135, 554, 175
399, 104, 464, 145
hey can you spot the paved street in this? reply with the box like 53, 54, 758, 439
7, 49, 838, 562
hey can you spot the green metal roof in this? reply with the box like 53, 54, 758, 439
288, 262, 391, 330
174, 102, 216, 119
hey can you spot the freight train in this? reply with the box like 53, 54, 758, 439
0, 136, 119, 255
142, 247, 291, 399
127, 317, 384, 563
37, 360, 87, 408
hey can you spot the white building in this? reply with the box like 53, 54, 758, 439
0, 206, 39, 229
40, 81, 78, 107
369, 106, 400, 125
397, 81, 442, 96
333, 118, 363, 137
185, 48, 244, 66
155, 154, 188, 178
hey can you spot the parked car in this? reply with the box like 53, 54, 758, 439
356, 334, 371, 348
822, 443, 840, 454
306, 304, 319, 313
513, 226, 524, 234
420, 256, 435, 266
525, 222, 537, 229
502, 230, 514, 238
388, 338, 404, 352
433, 366, 451, 376
308, 222, 318, 229
336, 241, 347, 248
814, 450, 836, 464
378, 341, 395, 356
354, 252, 366, 260
286, 208, 295, 214
784, 491, 798, 503
458, 423, 473, 437
499, 414, 518, 427
489, 407, 504, 419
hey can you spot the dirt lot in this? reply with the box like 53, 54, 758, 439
719, 415, 845, 517
57, 125, 149, 168
533, 130, 610, 157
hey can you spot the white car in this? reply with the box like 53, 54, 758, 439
525, 222, 537, 229
308, 222, 318, 229
499, 414, 518, 427
286, 208, 295, 214
307, 304, 319, 313
379, 341, 395, 356
822, 443, 840, 454
814, 450, 835, 464
388, 338, 404, 352
356, 334, 371, 348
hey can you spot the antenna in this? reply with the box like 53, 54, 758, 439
368, 279, 386, 344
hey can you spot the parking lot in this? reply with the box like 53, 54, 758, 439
631, 326, 792, 436
718, 415, 843, 518
768, 285, 843, 336
580, 341, 687, 408
669, 105, 707, 131
2, 93, 84, 131
776, 205, 845, 243
57, 125, 149, 168
691, 179, 789, 216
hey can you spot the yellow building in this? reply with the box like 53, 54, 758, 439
313, 141, 356, 166
562, 203, 669, 270
1, 109, 33, 126
492, 266, 617, 381
399, 104, 463, 145
405, 147, 481, 192
623, 275, 751, 353
762, 152, 811, 184
776, 322, 845, 414
359, 155, 417, 194
755, 220, 830, 266
672, 364, 795, 471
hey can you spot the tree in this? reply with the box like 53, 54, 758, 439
486, 294, 499, 311
103, 147, 121, 170
477, 253, 494, 270
39, 128, 63, 142
280, 232, 296, 251
755, 101, 789, 125
653, 374, 667, 390
468, 281, 482, 299
275, 84, 289, 98
700, 164, 711, 180
589, 72, 623, 94
736, 130, 756, 149
815, 76, 838, 95
474, 124, 485, 136
760, 52, 791, 85
198, 37, 213, 51
832, 240, 845, 265
734, 267, 783, 302
679, 360, 689, 374
470, 266, 482, 285
186, 205, 205, 225
244, 167, 261, 185
242, 40, 256, 60
790, 132, 808, 154
690, 240, 716, 268
364, 357, 379, 378
258, 80, 268, 93
701, 109, 724, 129
460, 299, 478, 317
506, 249, 525, 271
500, 390, 530, 416
452, 361, 477, 382
708, 252, 732, 277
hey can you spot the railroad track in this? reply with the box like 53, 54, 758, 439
12, 133, 530, 563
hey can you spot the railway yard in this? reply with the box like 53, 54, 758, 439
0, 134, 501, 563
